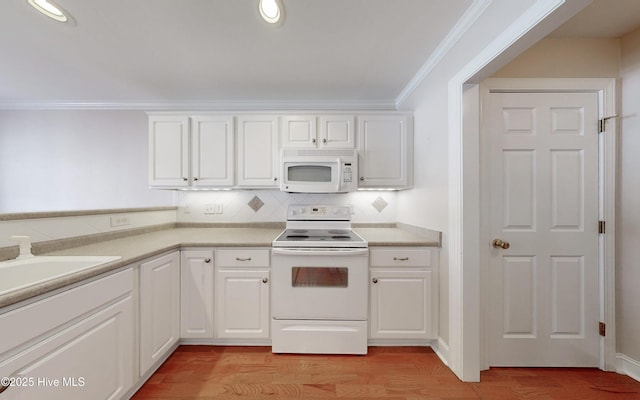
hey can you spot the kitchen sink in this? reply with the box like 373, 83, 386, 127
0, 255, 122, 296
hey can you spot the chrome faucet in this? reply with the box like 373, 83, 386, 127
9, 235, 34, 259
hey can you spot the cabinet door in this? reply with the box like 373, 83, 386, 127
0, 296, 134, 400
181, 250, 214, 339
237, 115, 279, 187
369, 269, 433, 339
191, 116, 234, 187
148, 115, 190, 187
281, 115, 317, 148
140, 252, 180, 375
357, 114, 411, 188
215, 269, 270, 339
319, 115, 355, 148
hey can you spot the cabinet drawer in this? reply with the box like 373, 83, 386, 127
0, 268, 133, 356
369, 248, 431, 267
217, 249, 270, 267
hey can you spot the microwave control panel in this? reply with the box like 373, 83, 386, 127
343, 162, 353, 183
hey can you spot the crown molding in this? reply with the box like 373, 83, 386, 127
0, 99, 399, 111
395, 0, 493, 108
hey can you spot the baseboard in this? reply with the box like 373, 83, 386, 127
617, 353, 640, 382
432, 337, 450, 367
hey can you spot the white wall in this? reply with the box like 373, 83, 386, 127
0, 110, 174, 213
397, 0, 542, 352
619, 27, 640, 364
494, 37, 620, 78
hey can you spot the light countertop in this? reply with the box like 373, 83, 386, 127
0, 225, 440, 309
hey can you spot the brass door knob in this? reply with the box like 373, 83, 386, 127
492, 239, 510, 249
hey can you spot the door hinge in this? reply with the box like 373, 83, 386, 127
599, 321, 606, 337
599, 115, 619, 133
598, 220, 606, 234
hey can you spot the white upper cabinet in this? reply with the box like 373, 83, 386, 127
148, 115, 190, 187
281, 115, 317, 148
148, 115, 234, 188
319, 114, 355, 148
237, 115, 279, 187
191, 116, 235, 187
357, 114, 413, 189
282, 114, 355, 149
148, 111, 412, 190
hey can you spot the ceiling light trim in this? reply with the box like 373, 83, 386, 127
395, 0, 492, 107
258, 0, 285, 26
27, 0, 76, 25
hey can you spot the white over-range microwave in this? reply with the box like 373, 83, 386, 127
280, 149, 358, 193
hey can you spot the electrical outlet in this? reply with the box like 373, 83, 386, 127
110, 216, 130, 227
204, 203, 223, 214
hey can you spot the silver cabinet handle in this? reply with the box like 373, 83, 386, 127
372, 278, 378, 284
204, 258, 211, 263
262, 277, 269, 283
393, 257, 409, 261
236, 257, 252, 262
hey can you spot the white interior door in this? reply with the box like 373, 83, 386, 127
487, 91, 600, 367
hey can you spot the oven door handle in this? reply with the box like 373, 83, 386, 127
272, 248, 369, 256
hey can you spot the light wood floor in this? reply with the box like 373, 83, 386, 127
132, 346, 640, 399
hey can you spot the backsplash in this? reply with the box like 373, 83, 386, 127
177, 190, 397, 223
0, 191, 397, 251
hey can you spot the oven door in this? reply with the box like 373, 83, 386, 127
271, 248, 368, 321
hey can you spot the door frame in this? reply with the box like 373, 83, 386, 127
478, 78, 617, 371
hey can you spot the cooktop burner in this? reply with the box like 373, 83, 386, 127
273, 229, 367, 248
273, 204, 368, 248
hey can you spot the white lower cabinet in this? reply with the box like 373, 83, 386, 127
0, 269, 135, 400
215, 249, 270, 339
139, 252, 180, 376
369, 247, 438, 340
180, 249, 215, 339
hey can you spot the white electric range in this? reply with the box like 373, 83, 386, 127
271, 205, 369, 355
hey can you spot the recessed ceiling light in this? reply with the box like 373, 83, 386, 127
27, 0, 74, 24
259, 0, 284, 25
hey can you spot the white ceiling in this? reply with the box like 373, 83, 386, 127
2, 0, 640, 109
0, 0, 473, 108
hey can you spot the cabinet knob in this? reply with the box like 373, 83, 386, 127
360, 177, 365, 181
262, 277, 269, 284
204, 258, 211, 263
183, 177, 188, 181
372, 278, 378, 284
273, 177, 278, 181
194, 177, 199, 181
312, 138, 317, 144
322, 138, 327, 144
